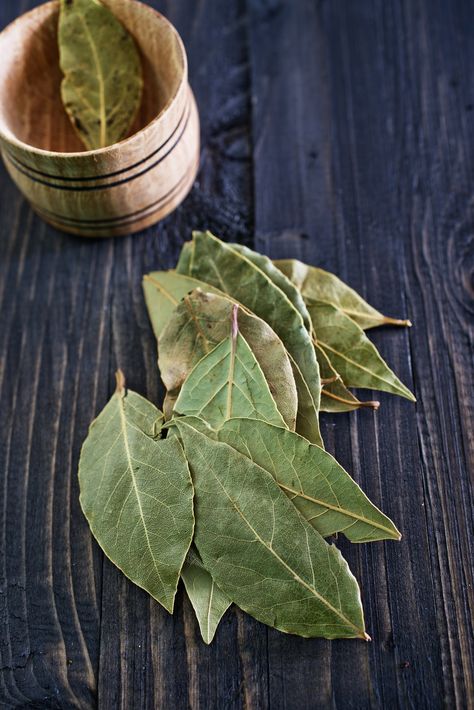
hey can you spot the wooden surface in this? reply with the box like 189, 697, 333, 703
0, 0, 472, 707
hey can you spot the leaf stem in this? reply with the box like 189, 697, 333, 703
321, 390, 380, 410
382, 316, 412, 327
115, 369, 126, 395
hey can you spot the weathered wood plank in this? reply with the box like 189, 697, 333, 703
0, 0, 255, 706
247, 1, 473, 709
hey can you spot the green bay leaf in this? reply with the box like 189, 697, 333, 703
230, 244, 312, 330
182, 547, 232, 644
274, 260, 411, 330
59, 0, 143, 150
174, 305, 286, 429
288, 355, 323, 447
178, 232, 322, 445
175, 422, 368, 640
216, 418, 400, 542
166, 419, 230, 642
316, 342, 380, 413
173, 416, 400, 543
309, 302, 415, 401
143, 271, 225, 340
176, 241, 194, 274
159, 289, 297, 430
78, 372, 194, 612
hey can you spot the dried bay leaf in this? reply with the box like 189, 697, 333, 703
288, 356, 323, 447
78, 371, 194, 612
309, 302, 415, 401
178, 232, 322, 445
316, 342, 380, 413
174, 305, 286, 429
159, 289, 297, 430
181, 547, 231, 644
174, 421, 368, 640
58, 0, 143, 150
143, 271, 225, 340
172, 416, 400, 543
274, 260, 411, 330
216, 419, 400, 542
176, 241, 194, 274
230, 243, 312, 330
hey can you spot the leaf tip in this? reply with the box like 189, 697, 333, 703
363, 631, 372, 642
115, 369, 126, 395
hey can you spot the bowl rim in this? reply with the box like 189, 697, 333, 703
0, 0, 188, 159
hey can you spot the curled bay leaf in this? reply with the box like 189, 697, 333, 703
181, 547, 232, 645
308, 302, 415, 401
159, 289, 297, 430
178, 232, 322, 445
78, 371, 194, 612
274, 259, 411, 330
174, 305, 286, 429
230, 243, 312, 331
58, 0, 143, 150
174, 421, 368, 640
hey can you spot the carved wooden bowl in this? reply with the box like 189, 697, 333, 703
0, 0, 200, 237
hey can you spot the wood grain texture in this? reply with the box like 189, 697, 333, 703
0, 0, 472, 708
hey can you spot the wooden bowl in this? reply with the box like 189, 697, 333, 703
0, 0, 200, 237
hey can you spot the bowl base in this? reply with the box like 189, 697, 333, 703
30, 153, 199, 238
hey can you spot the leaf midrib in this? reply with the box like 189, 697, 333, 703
206, 581, 215, 642
318, 340, 406, 394
278, 483, 399, 538
117, 393, 169, 605
78, 11, 106, 147
200, 439, 365, 638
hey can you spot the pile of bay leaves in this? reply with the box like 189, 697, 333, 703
79, 231, 414, 643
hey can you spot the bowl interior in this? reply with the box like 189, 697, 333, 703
0, 0, 185, 153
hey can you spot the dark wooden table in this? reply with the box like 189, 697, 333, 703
1, 1, 473, 708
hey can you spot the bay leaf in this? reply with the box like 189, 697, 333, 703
174, 421, 368, 640
177, 232, 322, 445
308, 302, 415, 401
288, 355, 323, 447
143, 271, 224, 340
176, 241, 194, 274
230, 243, 312, 330
159, 289, 297, 430
181, 547, 232, 644
59, 0, 143, 150
216, 418, 400, 542
165, 418, 230, 641
174, 304, 286, 429
316, 342, 380, 413
274, 259, 412, 330
78, 371, 194, 612
172, 416, 400, 543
